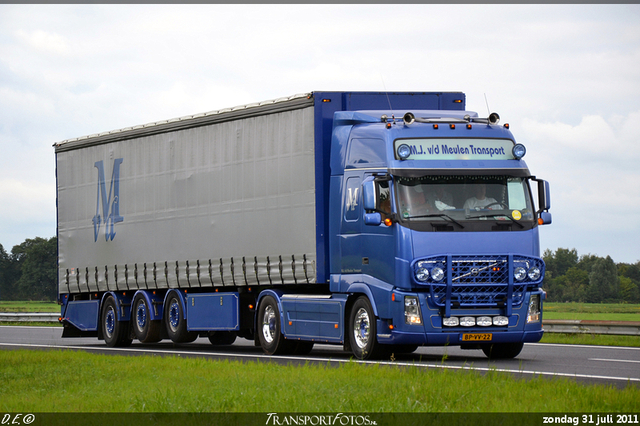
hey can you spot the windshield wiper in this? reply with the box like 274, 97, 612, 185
407, 213, 465, 229
467, 213, 525, 229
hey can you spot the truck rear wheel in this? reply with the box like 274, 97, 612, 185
481, 342, 524, 359
101, 296, 132, 348
132, 294, 162, 344
164, 293, 198, 344
349, 296, 385, 360
257, 295, 291, 355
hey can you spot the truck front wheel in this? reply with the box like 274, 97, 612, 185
101, 296, 132, 348
481, 342, 524, 359
349, 296, 385, 360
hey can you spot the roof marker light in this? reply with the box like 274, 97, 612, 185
433, 124, 439, 129
450, 124, 455, 129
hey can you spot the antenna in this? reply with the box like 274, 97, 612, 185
380, 75, 393, 111
484, 93, 491, 115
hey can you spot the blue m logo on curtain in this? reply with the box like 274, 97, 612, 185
92, 159, 124, 242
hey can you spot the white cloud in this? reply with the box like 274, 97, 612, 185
0, 4, 639, 263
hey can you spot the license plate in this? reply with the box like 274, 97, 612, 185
462, 333, 492, 342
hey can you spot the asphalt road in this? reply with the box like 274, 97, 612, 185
1, 326, 639, 389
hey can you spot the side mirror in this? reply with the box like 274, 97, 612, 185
362, 177, 377, 212
364, 212, 382, 226
539, 211, 552, 225
537, 180, 551, 212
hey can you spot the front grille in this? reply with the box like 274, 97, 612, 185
413, 254, 544, 309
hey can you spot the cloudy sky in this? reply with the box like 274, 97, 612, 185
1, 4, 639, 264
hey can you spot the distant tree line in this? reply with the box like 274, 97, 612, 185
0, 237, 57, 301
1, 238, 639, 304
543, 248, 640, 303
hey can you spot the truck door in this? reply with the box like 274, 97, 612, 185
340, 172, 395, 284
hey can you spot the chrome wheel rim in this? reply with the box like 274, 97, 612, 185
261, 305, 277, 344
353, 307, 370, 349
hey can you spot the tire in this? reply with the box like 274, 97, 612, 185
481, 342, 524, 360
208, 331, 237, 346
101, 296, 132, 348
349, 296, 385, 360
132, 294, 162, 344
291, 341, 314, 356
392, 344, 419, 354
164, 293, 198, 344
257, 295, 290, 355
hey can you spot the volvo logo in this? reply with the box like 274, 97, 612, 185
471, 268, 480, 276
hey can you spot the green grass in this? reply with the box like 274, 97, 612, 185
0, 300, 59, 312
0, 349, 637, 413
540, 333, 640, 347
543, 302, 640, 322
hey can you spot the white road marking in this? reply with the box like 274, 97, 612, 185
588, 358, 640, 364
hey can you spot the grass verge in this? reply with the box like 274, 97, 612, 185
0, 300, 59, 312
0, 349, 638, 413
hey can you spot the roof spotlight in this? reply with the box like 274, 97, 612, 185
397, 144, 411, 160
488, 112, 500, 124
512, 143, 526, 160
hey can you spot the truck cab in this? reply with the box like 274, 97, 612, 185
329, 109, 551, 359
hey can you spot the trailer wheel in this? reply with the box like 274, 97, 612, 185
481, 342, 524, 359
101, 296, 132, 348
164, 293, 198, 344
207, 331, 237, 346
132, 294, 162, 344
257, 295, 290, 355
349, 296, 384, 360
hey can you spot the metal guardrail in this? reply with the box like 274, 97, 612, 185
0, 313, 60, 322
1, 314, 639, 336
543, 319, 640, 336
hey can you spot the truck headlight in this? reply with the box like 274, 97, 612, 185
514, 266, 527, 281
404, 296, 422, 325
431, 266, 445, 282
527, 294, 541, 323
528, 266, 541, 281
415, 262, 429, 282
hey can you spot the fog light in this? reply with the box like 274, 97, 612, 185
476, 316, 492, 327
459, 317, 475, 327
493, 316, 509, 326
443, 317, 459, 327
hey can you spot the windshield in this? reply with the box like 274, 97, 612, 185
395, 175, 534, 225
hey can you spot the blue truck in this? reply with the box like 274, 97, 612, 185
54, 91, 551, 359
